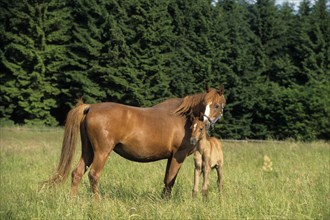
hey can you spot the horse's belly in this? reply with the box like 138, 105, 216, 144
113, 143, 171, 162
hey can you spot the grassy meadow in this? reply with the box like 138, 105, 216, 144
0, 127, 329, 219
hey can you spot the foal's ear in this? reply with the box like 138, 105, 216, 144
217, 84, 224, 95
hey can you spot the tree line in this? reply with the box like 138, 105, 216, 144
1, 0, 329, 140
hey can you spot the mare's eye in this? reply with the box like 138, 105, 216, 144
199, 128, 203, 132
215, 104, 220, 109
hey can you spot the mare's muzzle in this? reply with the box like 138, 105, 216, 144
203, 113, 223, 129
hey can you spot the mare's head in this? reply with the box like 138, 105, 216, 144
175, 84, 226, 125
203, 84, 226, 125
190, 115, 207, 145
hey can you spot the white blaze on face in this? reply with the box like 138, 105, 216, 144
203, 102, 212, 122
193, 123, 197, 131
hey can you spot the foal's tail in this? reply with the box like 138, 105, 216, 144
42, 101, 90, 187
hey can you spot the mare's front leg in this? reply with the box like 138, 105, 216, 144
162, 150, 188, 199
192, 151, 202, 197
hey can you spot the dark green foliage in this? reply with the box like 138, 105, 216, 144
211, 0, 263, 139
0, 0, 66, 126
0, 0, 329, 140
123, 0, 174, 106
168, 0, 215, 97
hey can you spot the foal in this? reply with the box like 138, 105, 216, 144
190, 117, 223, 197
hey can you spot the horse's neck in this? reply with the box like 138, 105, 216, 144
192, 102, 206, 117
175, 93, 206, 117
197, 133, 210, 152
192, 94, 206, 117
200, 138, 208, 145
202, 130, 210, 142
152, 98, 183, 112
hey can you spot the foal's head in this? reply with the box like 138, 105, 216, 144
190, 116, 207, 145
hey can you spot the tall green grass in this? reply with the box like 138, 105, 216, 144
1, 127, 329, 219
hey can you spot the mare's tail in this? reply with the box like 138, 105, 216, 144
42, 101, 90, 187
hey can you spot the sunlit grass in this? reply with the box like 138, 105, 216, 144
1, 127, 329, 219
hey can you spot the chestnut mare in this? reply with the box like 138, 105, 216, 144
45, 85, 226, 199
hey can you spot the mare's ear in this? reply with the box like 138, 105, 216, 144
205, 84, 210, 93
217, 84, 225, 95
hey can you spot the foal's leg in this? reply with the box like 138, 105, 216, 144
216, 163, 223, 192
71, 125, 94, 198
192, 151, 202, 197
202, 157, 211, 197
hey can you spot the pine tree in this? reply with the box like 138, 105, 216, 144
211, 0, 263, 139
0, 0, 70, 126
60, 0, 107, 108
305, 0, 329, 82
269, 2, 300, 87
299, 0, 330, 139
66, 0, 168, 108
100, 0, 146, 106
123, 0, 174, 106
168, 0, 214, 97
249, 0, 295, 82
0, 0, 328, 140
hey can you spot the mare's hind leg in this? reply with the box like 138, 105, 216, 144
88, 150, 112, 200
71, 127, 94, 198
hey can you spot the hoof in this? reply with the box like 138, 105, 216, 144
161, 188, 172, 200
92, 193, 101, 201
202, 189, 208, 198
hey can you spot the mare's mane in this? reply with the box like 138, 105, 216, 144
175, 93, 205, 116
175, 89, 219, 116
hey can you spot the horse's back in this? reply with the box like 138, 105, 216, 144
85, 101, 178, 137
85, 102, 136, 133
